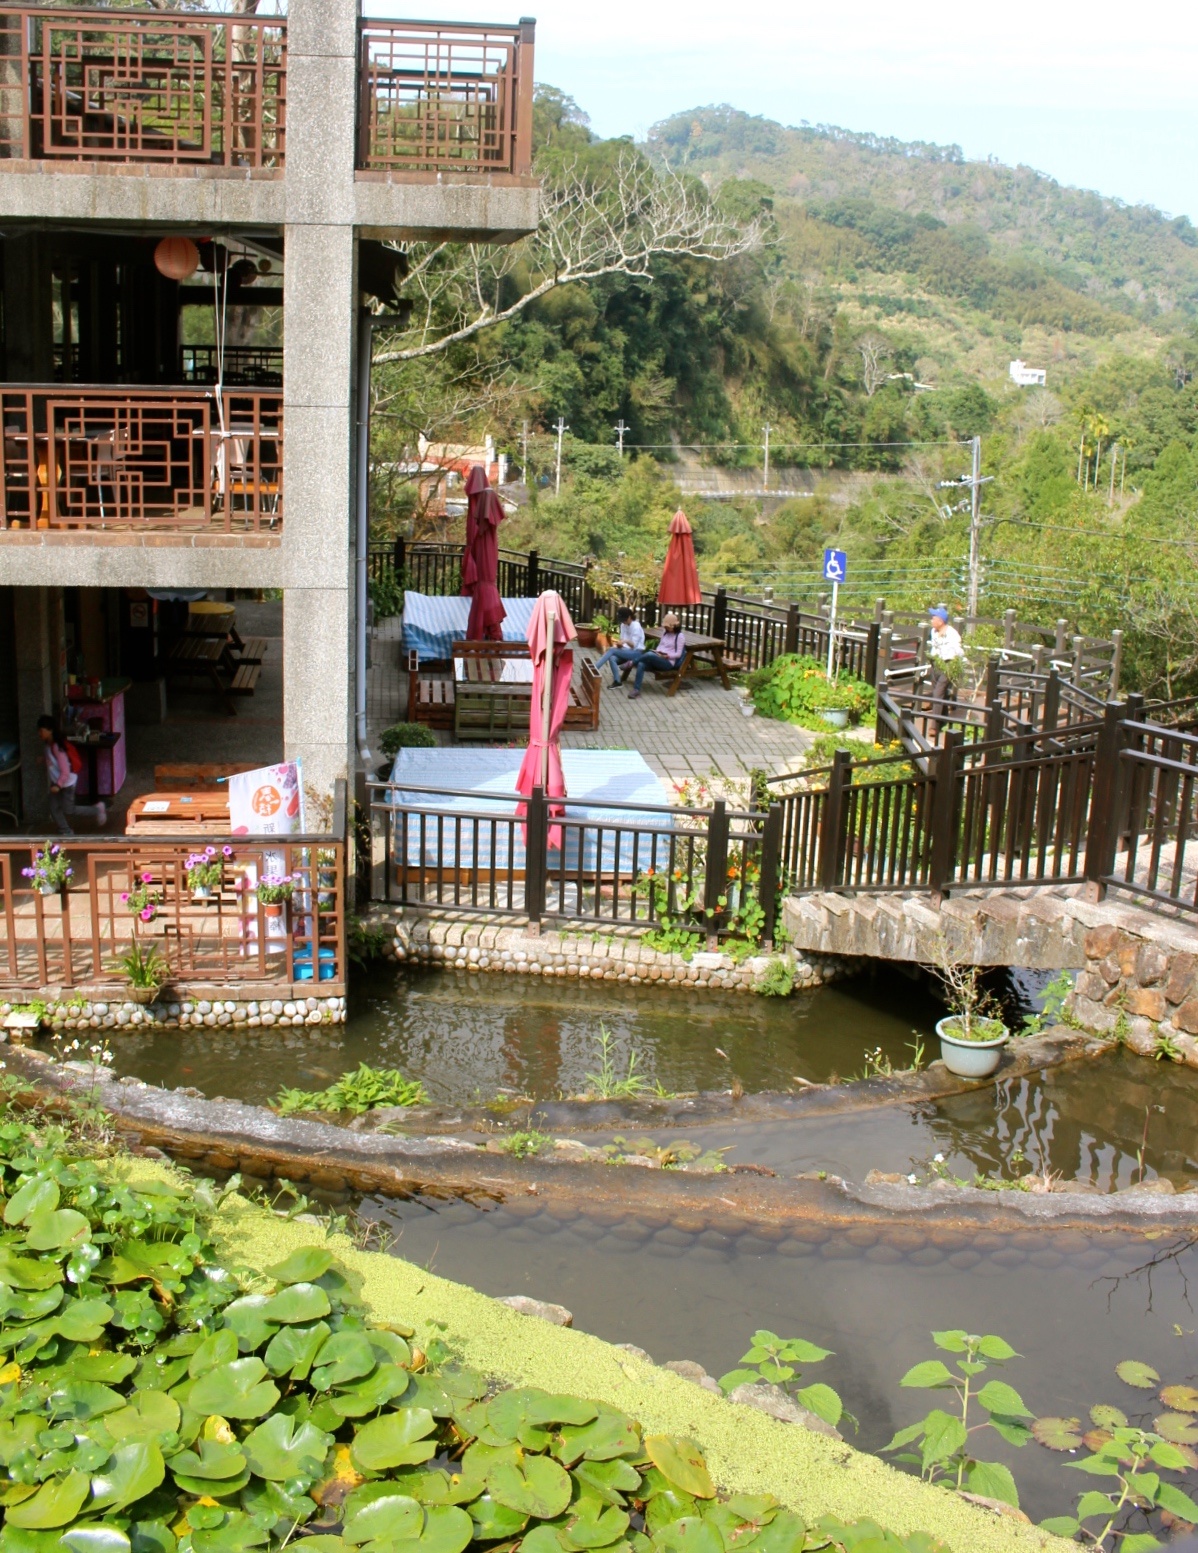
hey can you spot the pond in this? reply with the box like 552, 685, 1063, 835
106, 962, 945, 1105
360, 1189, 1198, 1526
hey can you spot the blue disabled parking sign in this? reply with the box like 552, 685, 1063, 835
823, 548, 847, 583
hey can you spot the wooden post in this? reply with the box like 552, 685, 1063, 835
512, 18, 537, 175
928, 729, 962, 899
783, 601, 799, 657
1110, 629, 1123, 699
1003, 608, 1016, 650
393, 534, 406, 583
817, 750, 852, 890
1071, 633, 1084, 687
527, 548, 539, 596
864, 621, 880, 686
703, 799, 730, 948
525, 785, 547, 930
581, 564, 594, 624
984, 654, 1000, 710
1055, 618, 1068, 656
712, 586, 728, 642
1042, 669, 1060, 736
1083, 702, 1126, 900
756, 803, 783, 949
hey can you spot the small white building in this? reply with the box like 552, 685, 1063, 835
1009, 359, 1047, 387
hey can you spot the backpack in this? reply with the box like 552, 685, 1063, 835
63, 742, 84, 778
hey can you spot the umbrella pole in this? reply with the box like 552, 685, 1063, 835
540, 608, 555, 791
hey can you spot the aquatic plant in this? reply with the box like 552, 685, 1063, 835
0, 1108, 951, 1553
275, 1062, 427, 1115
1034, 1358, 1198, 1547
347, 914, 394, 967
755, 957, 795, 997
1154, 1030, 1183, 1062
885, 1330, 1031, 1507
496, 1129, 554, 1159
1019, 969, 1078, 1036
581, 1027, 654, 1100
718, 1330, 846, 1430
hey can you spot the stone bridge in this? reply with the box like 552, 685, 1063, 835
781, 886, 1198, 1063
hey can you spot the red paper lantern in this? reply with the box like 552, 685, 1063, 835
153, 236, 200, 282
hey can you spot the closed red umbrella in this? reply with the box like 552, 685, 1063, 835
462, 465, 506, 640
515, 590, 575, 851
659, 508, 702, 606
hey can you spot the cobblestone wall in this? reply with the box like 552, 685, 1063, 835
368, 910, 856, 993
1072, 917, 1198, 1066
0, 995, 347, 1034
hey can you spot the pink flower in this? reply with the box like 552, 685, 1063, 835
120, 892, 129, 903
139, 906, 154, 922
141, 872, 153, 884
222, 846, 233, 858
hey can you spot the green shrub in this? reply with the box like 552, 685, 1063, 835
756, 956, 795, 997
275, 1062, 427, 1114
369, 569, 407, 620
749, 655, 876, 729
380, 721, 437, 757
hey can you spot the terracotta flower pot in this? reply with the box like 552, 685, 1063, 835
129, 985, 158, 1006
576, 625, 599, 648
264, 902, 284, 920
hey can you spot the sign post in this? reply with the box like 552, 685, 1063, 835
822, 549, 847, 679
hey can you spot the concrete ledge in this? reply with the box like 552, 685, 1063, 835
0, 536, 284, 589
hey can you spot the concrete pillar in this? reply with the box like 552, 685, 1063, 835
13, 588, 55, 819
281, 0, 359, 800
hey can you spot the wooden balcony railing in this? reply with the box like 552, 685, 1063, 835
0, 835, 345, 994
0, 386, 281, 533
358, 18, 535, 176
0, 6, 286, 166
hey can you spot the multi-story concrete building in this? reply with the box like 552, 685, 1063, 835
0, 0, 538, 821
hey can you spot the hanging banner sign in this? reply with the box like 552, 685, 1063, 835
228, 762, 303, 836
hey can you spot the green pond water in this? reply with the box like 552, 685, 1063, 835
359, 1192, 1198, 1526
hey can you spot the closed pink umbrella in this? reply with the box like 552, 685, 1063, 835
515, 590, 575, 851
462, 464, 506, 640
658, 508, 702, 606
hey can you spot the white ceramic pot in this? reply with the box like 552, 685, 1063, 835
935, 1016, 1009, 1078
37, 884, 57, 897
820, 708, 850, 728
192, 885, 213, 901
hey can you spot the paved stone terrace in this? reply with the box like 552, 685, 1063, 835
366, 618, 820, 788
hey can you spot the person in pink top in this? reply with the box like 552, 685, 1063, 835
628, 614, 686, 698
37, 716, 106, 834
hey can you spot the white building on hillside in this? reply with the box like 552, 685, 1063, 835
1009, 359, 1048, 387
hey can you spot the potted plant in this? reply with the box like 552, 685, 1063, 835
22, 845, 72, 897
592, 613, 617, 650
575, 623, 599, 649
257, 873, 294, 920
186, 845, 231, 901
932, 950, 1009, 1077
118, 939, 168, 1005
121, 874, 161, 925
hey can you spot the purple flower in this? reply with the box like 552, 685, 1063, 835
21, 868, 33, 879
205, 846, 216, 858
49, 845, 60, 857
222, 846, 233, 858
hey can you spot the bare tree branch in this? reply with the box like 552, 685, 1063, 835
372, 151, 765, 366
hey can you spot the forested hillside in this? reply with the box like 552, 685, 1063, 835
372, 90, 1198, 697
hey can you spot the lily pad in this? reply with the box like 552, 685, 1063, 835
1115, 1360, 1161, 1389
487, 1454, 573, 1519
418, 1504, 475, 1553
489, 1389, 598, 1439
1089, 1405, 1128, 1430
351, 1408, 438, 1472
189, 1358, 280, 1420
242, 1412, 332, 1481
4, 1177, 59, 1225
558, 1501, 631, 1548
650, 1516, 724, 1553
61, 1529, 132, 1553
25, 1207, 90, 1252
468, 1492, 530, 1540
644, 1438, 715, 1501
106, 1391, 182, 1444
219, 1295, 278, 1353
265, 1247, 335, 1284
260, 1283, 332, 1326
311, 1331, 376, 1390
1155, 1413, 1198, 1444
556, 1410, 642, 1466
6, 1470, 91, 1528
0, 1247, 62, 1289
46, 1380, 126, 1420
1161, 1386, 1198, 1414
342, 1488, 424, 1545
1031, 1417, 1083, 1450
264, 1320, 331, 1381
328, 1363, 410, 1417
188, 1329, 240, 1379
90, 1442, 165, 1513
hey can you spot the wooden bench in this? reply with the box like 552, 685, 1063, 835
231, 636, 267, 666
229, 662, 262, 696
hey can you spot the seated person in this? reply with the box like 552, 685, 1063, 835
628, 614, 686, 698
593, 606, 645, 687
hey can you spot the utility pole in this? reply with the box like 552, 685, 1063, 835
762, 423, 771, 492
1108, 444, 1118, 505
967, 434, 982, 623
615, 420, 629, 457
554, 417, 567, 497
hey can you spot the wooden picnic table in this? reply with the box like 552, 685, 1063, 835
643, 628, 734, 696
125, 792, 231, 835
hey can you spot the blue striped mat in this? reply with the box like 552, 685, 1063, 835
402, 593, 539, 663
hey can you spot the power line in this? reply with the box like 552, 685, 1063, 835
1001, 518, 1194, 548
624, 439, 961, 451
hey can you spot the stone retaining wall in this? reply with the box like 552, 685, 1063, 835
0, 993, 347, 1034
367, 909, 857, 992
1071, 915, 1198, 1066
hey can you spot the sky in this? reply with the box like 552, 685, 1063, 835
367, 0, 1198, 221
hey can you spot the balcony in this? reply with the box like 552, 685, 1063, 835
0, 8, 535, 177
0, 386, 281, 534
0, 7, 286, 168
